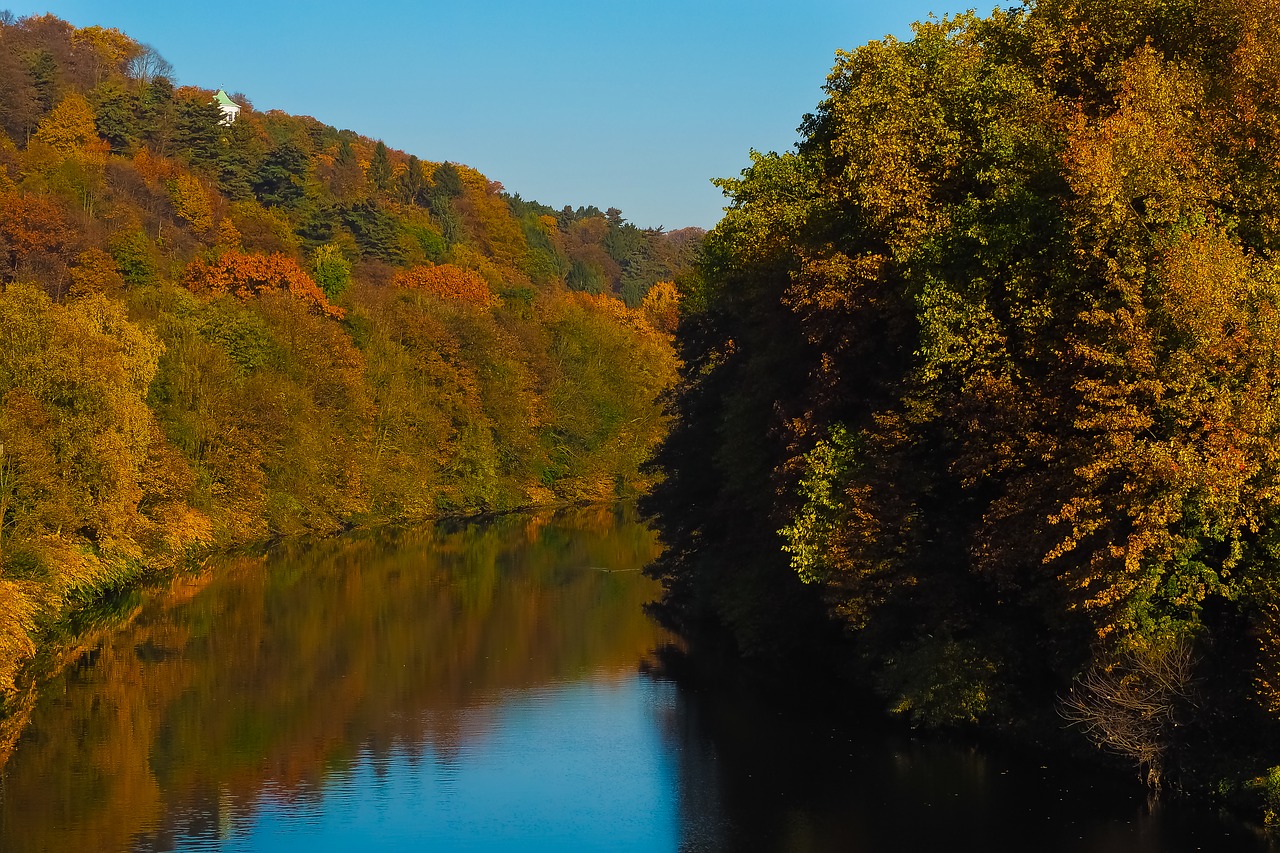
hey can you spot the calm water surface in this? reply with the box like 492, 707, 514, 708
0, 506, 1271, 852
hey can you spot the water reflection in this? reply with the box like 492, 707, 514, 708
0, 505, 673, 852
123, 680, 680, 852
0, 506, 1271, 852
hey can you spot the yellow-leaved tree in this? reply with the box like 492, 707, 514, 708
0, 284, 207, 693
32, 92, 100, 156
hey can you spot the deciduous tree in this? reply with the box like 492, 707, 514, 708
392, 263, 494, 306
184, 251, 343, 318
32, 91, 98, 155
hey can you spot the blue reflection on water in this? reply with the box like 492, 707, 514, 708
215, 679, 679, 852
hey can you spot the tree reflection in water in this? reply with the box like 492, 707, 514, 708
0, 505, 672, 852
0, 505, 1270, 852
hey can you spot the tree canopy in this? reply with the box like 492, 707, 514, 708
643, 0, 1280, 801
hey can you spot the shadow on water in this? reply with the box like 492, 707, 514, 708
647, 644, 1273, 853
0, 504, 1273, 852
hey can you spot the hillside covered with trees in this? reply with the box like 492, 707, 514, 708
643, 0, 1280, 811
0, 14, 696, 714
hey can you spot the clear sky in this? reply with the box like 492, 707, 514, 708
5, 1, 999, 229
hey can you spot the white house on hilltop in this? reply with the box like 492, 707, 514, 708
214, 90, 240, 125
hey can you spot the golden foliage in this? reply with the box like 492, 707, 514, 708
640, 280, 679, 333
227, 200, 301, 256
567, 290, 650, 334
1064, 48, 1214, 232
0, 578, 39, 694
70, 25, 137, 70
454, 166, 529, 270
131, 148, 179, 185
0, 283, 176, 691
69, 248, 126, 297
165, 173, 213, 232
0, 191, 76, 280
32, 93, 99, 156
215, 218, 242, 251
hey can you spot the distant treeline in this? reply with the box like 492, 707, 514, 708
0, 14, 693, 702
644, 0, 1280, 817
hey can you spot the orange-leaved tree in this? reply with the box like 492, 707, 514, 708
184, 251, 343, 318
391, 263, 494, 306
0, 190, 78, 289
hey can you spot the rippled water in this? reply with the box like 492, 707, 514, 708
0, 506, 1271, 852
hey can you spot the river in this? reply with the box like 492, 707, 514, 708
0, 505, 1270, 851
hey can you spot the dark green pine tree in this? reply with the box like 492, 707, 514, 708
398, 154, 427, 206
368, 140, 393, 194
427, 162, 465, 244
342, 200, 404, 263
89, 82, 137, 153
174, 96, 224, 170
137, 76, 176, 155
253, 141, 309, 208
215, 118, 258, 201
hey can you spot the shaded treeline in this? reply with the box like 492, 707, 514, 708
643, 0, 1280, 815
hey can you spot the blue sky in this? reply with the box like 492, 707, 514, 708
6, 1, 1001, 229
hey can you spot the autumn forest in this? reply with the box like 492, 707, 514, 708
9, 0, 1280, 833
0, 13, 695, 728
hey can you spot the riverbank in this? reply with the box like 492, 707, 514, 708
0, 13, 685, 738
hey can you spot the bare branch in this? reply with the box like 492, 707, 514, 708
125, 44, 173, 83
1060, 640, 1197, 793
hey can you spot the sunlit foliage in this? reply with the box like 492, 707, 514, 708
31, 92, 97, 155
392, 263, 494, 306
0, 12, 686, 717
183, 251, 342, 318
